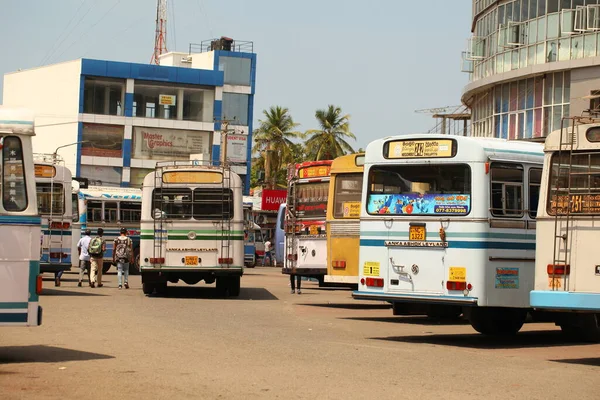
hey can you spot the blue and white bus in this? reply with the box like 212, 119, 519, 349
0, 107, 43, 326
72, 186, 142, 274
353, 135, 544, 335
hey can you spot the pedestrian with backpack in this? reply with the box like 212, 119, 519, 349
113, 227, 133, 289
88, 228, 106, 288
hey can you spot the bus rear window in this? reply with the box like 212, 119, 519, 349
367, 164, 471, 216
294, 182, 328, 218
36, 183, 65, 215
192, 188, 233, 220
152, 189, 193, 220
1, 136, 28, 212
152, 188, 233, 220
333, 173, 362, 219
547, 152, 600, 215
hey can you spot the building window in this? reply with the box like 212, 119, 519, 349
218, 56, 252, 86
133, 82, 215, 122
183, 88, 214, 122
222, 93, 249, 126
83, 77, 124, 116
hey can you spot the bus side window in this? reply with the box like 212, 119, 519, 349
490, 163, 524, 217
529, 168, 542, 219
120, 201, 141, 222
104, 201, 118, 223
72, 193, 79, 222
87, 200, 102, 222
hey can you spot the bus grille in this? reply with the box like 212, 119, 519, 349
329, 221, 360, 237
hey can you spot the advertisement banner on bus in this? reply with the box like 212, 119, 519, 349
367, 194, 470, 215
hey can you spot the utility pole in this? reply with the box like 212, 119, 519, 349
214, 117, 235, 166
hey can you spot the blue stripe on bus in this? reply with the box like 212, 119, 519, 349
483, 147, 544, 157
0, 302, 28, 309
0, 215, 41, 225
359, 239, 535, 250
0, 119, 33, 125
0, 313, 28, 323
530, 291, 600, 311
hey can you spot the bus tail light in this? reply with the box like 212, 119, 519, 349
365, 277, 384, 287
547, 264, 570, 275
219, 258, 233, 265
50, 222, 70, 229
287, 254, 298, 261
446, 281, 467, 291
36, 275, 43, 295
332, 260, 346, 269
149, 257, 165, 264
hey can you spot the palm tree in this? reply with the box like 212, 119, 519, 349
305, 105, 356, 160
252, 106, 302, 189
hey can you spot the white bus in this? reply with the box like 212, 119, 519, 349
0, 107, 43, 326
353, 135, 544, 335
34, 155, 73, 275
72, 185, 142, 274
140, 161, 244, 296
530, 119, 600, 341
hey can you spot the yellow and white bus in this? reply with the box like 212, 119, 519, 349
0, 107, 43, 326
325, 153, 364, 287
140, 161, 244, 296
530, 118, 600, 341
354, 135, 544, 335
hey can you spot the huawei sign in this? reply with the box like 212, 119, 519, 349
261, 189, 287, 211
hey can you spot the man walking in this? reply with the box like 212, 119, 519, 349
263, 237, 273, 267
77, 229, 92, 287
113, 227, 133, 290
88, 228, 106, 288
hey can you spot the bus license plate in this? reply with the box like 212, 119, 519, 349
309, 225, 319, 235
185, 256, 198, 266
409, 226, 425, 241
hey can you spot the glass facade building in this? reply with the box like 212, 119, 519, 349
464, 0, 600, 138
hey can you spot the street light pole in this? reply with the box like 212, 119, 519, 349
49, 141, 86, 224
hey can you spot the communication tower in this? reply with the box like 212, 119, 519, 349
151, 0, 168, 65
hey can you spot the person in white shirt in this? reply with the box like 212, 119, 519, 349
262, 238, 273, 267
77, 229, 92, 287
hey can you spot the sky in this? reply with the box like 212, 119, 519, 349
0, 0, 472, 151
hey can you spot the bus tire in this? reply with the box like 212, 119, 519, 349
156, 282, 167, 295
142, 282, 154, 295
102, 263, 111, 274
466, 307, 526, 336
560, 314, 600, 343
216, 277, 227, 297
130, 250, 141, 275
228, 276, 241, 297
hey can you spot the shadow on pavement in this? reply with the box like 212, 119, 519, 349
344, 315, 470, 325
299, 303, 392, 310
551, 357, 600, 367
0, 345, 114, 364
370, 330, 591, 349
41, 289, 108, 297
156, 286, 278, 300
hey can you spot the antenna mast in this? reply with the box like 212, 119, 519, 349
151, 0, 168, 65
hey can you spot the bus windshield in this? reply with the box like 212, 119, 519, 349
367, 164, 471, 216
333, 173, 362, 219
295, 181, 328, 219
36, 183, 65, 215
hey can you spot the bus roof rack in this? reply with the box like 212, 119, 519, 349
154, 160, 228, 170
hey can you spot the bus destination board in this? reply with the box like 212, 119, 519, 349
298, 165, 331, 179
162, 171, 223, 184
386, 139, 455, 159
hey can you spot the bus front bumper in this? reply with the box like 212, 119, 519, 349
352, 290, 479, 306
530, 290, 600, 312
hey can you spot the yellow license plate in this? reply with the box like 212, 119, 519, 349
309, 225, 319, 235
449, 267, 466, 282
409, 226, 425, 241
185, 256, 198, 266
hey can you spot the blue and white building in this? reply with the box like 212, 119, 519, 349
2, 37, 256, 193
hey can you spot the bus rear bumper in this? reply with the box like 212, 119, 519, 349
352, 290, 479, 306
530, 291, 600, 312
282, 267, 326, 277
40, 263, 71, 273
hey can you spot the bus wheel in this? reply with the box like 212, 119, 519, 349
560, 314, 600, 343
130, 251, 141, 275
216, 277, 227, 297
156, 282, 167, 296
228, 277, 241, 297
142, 282, 154, 295
102, 263, 111, 274
466, 307, 527, 336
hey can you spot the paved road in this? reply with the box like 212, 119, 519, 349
1, 268, 598, 399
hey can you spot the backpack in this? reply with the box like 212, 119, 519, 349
114, 237, 131, 261
88, 237, 103, 256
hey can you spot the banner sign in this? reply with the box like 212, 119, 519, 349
367, 193, 470, 215
132, 127, 210, 160
226, 134, 248, 164
261, 189, 287, 211
81, 124, 123, 158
